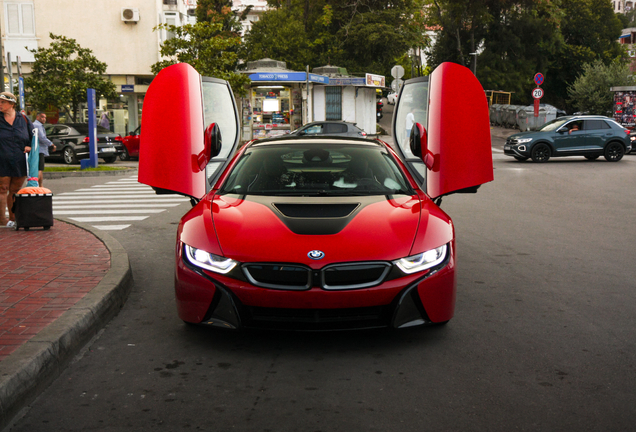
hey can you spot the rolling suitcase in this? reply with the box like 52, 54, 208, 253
13, 192, 54, 231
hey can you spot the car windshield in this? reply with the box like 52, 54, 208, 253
219, 143, 414, 197
538, 118, 569, 132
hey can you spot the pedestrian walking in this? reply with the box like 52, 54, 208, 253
33, 112, 56, 186
0, 92, 33, 228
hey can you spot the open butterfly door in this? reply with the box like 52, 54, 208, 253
138, 63, 240, 198
392, 62, 493, 199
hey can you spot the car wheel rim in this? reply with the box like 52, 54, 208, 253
63, 149, 74, 164
608, 145, 622, 160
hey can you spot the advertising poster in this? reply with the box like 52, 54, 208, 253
614, 91, 636, 128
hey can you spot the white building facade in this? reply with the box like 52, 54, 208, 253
1, 0, 195, 134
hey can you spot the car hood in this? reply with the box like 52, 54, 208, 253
207, 194, 424, 267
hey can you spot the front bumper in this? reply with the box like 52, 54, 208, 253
174, 246, 456, 331
503, 143, 530, 158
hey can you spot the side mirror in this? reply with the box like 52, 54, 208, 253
409, 123, 434, 170
197, 123, 222, 171
557, 128, 567, 134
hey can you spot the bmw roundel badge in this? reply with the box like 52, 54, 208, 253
308, 250, 325, 260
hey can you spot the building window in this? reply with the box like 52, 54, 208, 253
163, 12, 179, 40
325, 87, 342, 120
5, 1, 35, 36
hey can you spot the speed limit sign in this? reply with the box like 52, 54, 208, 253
532, 87, 544, 99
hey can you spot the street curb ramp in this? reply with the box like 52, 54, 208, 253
0, 222, 133, 431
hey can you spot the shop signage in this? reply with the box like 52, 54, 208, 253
365, 73, 386, 87
329, 77, 366, 86
248, 72, 329, 84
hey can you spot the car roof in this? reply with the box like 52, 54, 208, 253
249, 135, 383, 148
302, 120, 359, 127
558, 115, 612, 121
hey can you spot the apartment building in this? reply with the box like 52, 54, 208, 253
1, 0, 194, 134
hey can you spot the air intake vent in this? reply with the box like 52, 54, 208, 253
274, 203, 358, 218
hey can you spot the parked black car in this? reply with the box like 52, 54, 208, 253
288, 121, 368, 138
504, 115, 631, 162
44, 123, 123, 164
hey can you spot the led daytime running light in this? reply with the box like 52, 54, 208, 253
184, 244, 237, 274
395, 244, 448, 274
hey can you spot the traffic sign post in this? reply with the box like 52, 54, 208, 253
534, 73, 544, 86
532, 87, 544, 117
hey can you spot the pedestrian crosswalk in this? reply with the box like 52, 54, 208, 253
53, 175, 190, 230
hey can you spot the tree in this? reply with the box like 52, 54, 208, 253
546, 0, 626, 110
152, 21, 250, 97
568, 59, 632, 115
25, 33, 117, 122
152, 0, 251, 96
242, 0, 426, 77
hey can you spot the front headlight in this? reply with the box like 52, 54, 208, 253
395, 244, 448, 274
516, 138, 533, 143
184, 244, 238, 274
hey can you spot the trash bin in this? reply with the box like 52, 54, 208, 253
518, 105, 549, 131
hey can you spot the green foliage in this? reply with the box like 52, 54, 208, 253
24, 33, 117, 122
426, 0, 629, 112
242, 0, 427, 77
568, 59, 633, 115
152, 22, 250, 97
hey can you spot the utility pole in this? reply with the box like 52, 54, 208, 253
0, 23, 4, 92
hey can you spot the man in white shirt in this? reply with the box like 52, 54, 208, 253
33, 112, 55, 186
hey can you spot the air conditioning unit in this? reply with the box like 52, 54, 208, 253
121, 7, 140, 23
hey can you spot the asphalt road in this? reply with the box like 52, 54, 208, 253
5, 121, 636, 431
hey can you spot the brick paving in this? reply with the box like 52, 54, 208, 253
0, 221, 110, 361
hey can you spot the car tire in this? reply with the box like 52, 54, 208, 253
531, 143, 551, 163
604, 143, 624, 162
584, 155, 599, 161
514, 156, 529, 161
62, 147, 77, 164
103, 156, 117, 163
119, 147, 130, 161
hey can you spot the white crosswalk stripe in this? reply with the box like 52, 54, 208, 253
53, 175, 190, 230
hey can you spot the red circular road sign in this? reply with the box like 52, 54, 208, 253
532, 87, 544, 99
534, 73, 544, 86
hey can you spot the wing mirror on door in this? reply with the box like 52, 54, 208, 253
410, 122, 434, 170
197, 123, 222, 171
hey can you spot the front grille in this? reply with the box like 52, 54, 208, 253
241, 261, 392, 290
243, 264, 310, 290
322, 262, 391, 290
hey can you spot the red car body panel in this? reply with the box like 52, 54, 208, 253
210, 194, 421, 265
426, 62, 494, 199
138, 63, 207, 198
122, 132, 140, 158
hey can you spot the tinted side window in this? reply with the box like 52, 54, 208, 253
305, 125, 323, 134
584, 120, 610, 130
327, 123, 348, 133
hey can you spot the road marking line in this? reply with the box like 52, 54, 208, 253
53, 203, 182, 209
55, 209, 165, 215
69, 216, 149, 222
91, 224, 132, 230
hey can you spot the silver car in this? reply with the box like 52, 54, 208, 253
289, 121, 368, 138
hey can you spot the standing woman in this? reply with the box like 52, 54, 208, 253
0, 92, 32, 228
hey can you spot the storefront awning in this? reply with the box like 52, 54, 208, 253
620, 34, 631, 39
248, 72, 329, 84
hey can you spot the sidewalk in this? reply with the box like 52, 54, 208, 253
0, 220, 132, 430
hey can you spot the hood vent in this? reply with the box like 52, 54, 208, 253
273, 203, 359, 218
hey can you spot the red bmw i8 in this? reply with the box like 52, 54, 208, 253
139, 62, 493, 330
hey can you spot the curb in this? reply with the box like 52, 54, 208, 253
44, 168, 138, 180
0, 221, 134, 431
